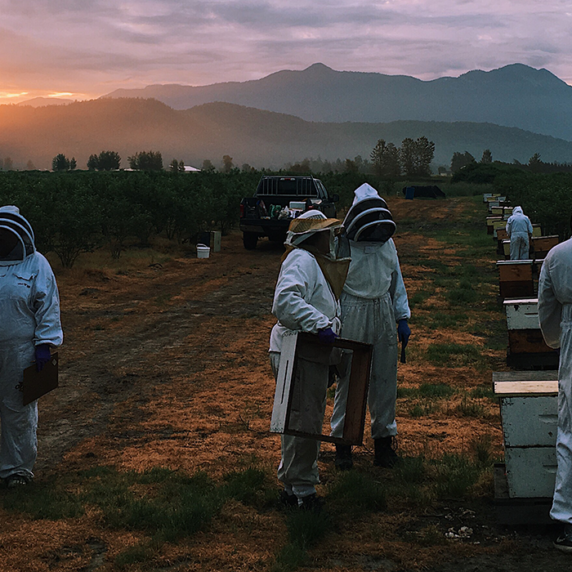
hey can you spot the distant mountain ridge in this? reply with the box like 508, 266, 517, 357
17, 97, 73, 107
1, 98, 572, 171
103, 63, 572, 141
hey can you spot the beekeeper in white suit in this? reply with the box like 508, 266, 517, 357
331, 183, 410, 470
538, 226, 572, 552
506, 206, 533, 260
269, 209, 349, 510
0, 206, 63, 488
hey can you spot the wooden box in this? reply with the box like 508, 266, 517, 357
504, 298, 539, 331
497, 260, 534, 299
496, 228, 509, 241
487, 216, 502, 235
270, 332, 373, 445
504, 448, 557, 498
531, 235, 558, 260
492, 220, 507, 237
494, 372, 558, 498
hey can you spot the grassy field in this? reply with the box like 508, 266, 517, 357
0, 194, 566, 571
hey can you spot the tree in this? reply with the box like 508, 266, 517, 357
222, 155, 234, 173
98, 151, 121, 171
26, 160, 35, 170
450, 151, 476, 174
202, 159, 215, 172
371, 140, 402, 177
128, 151, 163, 171
87, 154, 99, 171
410, 136, 435, 176
345, 158, 358, 173
52, 153, 70, 171
168, 159, 185, 173
399, 138, 416, 177
528, 153, 543, 173
481, 149, 493, 163
70, 157, 77, 171
3, 157, 13, 171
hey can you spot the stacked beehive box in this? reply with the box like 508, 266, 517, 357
481, 193, 560, 520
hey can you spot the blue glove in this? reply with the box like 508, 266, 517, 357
318, 327, 338, 344
35, 344, 51, 372
397, 320, 411, 349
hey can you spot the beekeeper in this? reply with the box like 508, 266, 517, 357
538, 230, 572, 552
269, 209, 349, 509
0, 206, 63, 488
331, 183, 410, 470
506, 206, 533, 260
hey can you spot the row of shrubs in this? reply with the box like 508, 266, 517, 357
0, 170, 385, 267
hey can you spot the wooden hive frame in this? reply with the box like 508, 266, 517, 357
270, 331, 373, 445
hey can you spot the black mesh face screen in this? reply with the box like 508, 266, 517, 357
356, 222, 395, 242
344, 198, 387, 228
345, 202, 395, 242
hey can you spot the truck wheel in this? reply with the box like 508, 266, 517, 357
243, 233, 258, 250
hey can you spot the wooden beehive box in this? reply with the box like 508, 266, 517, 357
486, 216, 503, 235
504, 298, 553, 354
492, 220, 507, 238
531, 235, 558, 259
496, 228, 509, 241
504, 298, 539, 330
270, 331, 373, 445
497, 260, 534, 299
494, 371, 558, 498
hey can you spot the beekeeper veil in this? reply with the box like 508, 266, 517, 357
0, 205, 36, 266
344, 183, 396, 243
283, 210, 350, 299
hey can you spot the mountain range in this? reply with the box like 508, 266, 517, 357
104, 63, 572, 142
2, 97, 572, 171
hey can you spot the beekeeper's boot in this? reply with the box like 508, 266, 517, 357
374, 437, 399, 468
335, 444, 353, 470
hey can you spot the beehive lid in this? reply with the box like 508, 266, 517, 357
493, 370, 558, 396
496, 260, 533, 266
503, 298, 538, 306
494, 381, 558, 396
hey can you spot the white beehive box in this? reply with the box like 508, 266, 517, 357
504, 298, 539, 330
504, 448, 557, 498
494, 372, 558, 498
210, 230, 221, 253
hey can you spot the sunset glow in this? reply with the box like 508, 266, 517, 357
0, 0, 571, 103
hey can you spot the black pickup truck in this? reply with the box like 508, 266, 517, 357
239, 176, 338, 249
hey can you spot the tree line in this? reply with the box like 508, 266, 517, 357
0, 170, 260, 267
0, 169, 382, 268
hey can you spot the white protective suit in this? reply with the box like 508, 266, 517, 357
0, 206, 63, 480
269, 213, 341, 500
538, 237, 572, 524
331, 186, 410, 440
506, 206, 533, 260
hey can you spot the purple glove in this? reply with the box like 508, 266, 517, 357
397, 320, 411, 349
318, 327, 338, 344
35, 344, 51, 372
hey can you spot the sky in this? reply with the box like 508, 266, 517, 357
1, 0, 572, 104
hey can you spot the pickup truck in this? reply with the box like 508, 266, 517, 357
239, 176, 338, 249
